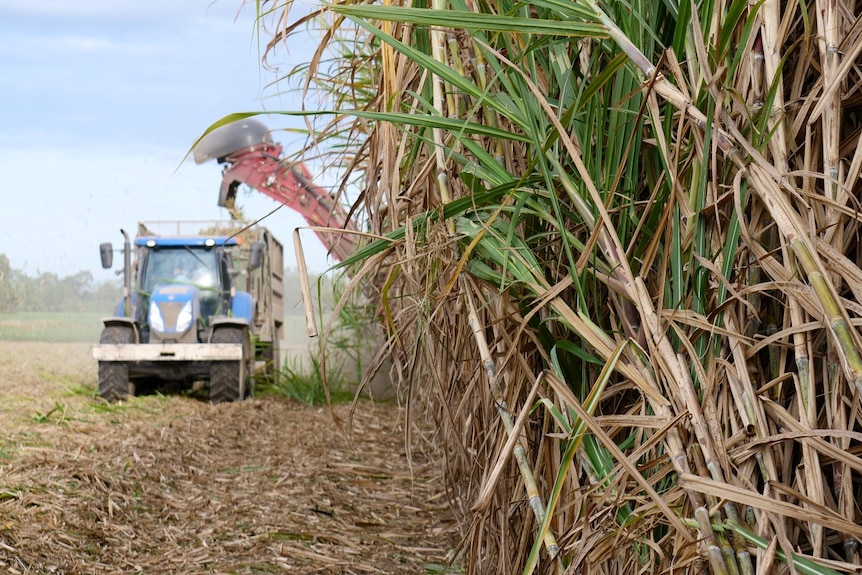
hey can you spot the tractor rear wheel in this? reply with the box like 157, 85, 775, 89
98, 326, 133, 402
210, 327, 248, 403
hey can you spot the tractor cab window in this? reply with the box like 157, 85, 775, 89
143, 247, 218, 293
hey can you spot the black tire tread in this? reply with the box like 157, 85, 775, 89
98, 326, 133, 402
210, 327, 247, 403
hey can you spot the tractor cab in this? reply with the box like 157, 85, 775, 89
135, 236, 238, 344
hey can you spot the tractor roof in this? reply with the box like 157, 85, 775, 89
135, 236, 240, 248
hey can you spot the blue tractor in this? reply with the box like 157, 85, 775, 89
93, 222, 284, 403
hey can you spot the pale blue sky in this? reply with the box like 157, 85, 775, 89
0, 0, 336, 282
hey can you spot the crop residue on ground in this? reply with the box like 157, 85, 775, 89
0, 342, 458, 574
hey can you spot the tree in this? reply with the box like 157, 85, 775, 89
0, 254, 120, 313
0, 254, 19, 312
63, 271, 95, 299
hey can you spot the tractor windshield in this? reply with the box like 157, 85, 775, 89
142, 247, 218, 293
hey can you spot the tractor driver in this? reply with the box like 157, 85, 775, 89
172, 263, 191, 282
172, 257, 213, 286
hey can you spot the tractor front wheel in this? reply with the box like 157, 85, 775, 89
209, 327, 249, 403
98, 326, 133, 402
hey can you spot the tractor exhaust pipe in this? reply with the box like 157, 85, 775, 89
121, 229, 133, 318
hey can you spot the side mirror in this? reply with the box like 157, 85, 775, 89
100, 243, 114, 269
249, 241, 265, 270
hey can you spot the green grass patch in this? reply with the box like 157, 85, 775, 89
64, 381, 98, 399
31, 401, 71, 426
0, 311, 104, 342
0, 440, 16, 461
257, 355, 354, 406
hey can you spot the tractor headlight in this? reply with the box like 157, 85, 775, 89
175, 300, 193, 333
148, 301, 165, 332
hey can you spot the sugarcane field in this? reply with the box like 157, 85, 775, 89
7, 0, 862, 573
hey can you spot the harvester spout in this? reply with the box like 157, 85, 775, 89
193, 119, 359, 263
193, 118, 276, 165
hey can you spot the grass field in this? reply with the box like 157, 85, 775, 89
0, 312, 317, 345
0, 312, 105, 343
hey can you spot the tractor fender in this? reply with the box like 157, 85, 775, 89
208, 317, 251, 343
99, 317, 140, 343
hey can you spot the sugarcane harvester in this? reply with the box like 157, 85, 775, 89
191, 118, 359, 263
193, 120, 395, 399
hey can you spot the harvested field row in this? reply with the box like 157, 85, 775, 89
0, 342, 458, 574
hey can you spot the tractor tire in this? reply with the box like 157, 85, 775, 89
210, 327, 248, 403
98, 326, 133, 402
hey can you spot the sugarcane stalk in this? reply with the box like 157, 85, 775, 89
470, 40, 506, 165
633, 280, 746, 575
464, 288, 560, 559
679, 517, 847, 575
446, 34, 462, 115
789, 294, 825, 555
760, 0, 790, 175
429, 14, 544, 552
788, 235, 862, 399
764, 0, 829, 551
828, 360, 859, 563
750, 31, 764, 110
696, 505, 731, 575
723, 314, 804, 572
814, 0, 842, 201
813, 0, 848, 293
429, 0, 453, 209
294, 229, 319, 338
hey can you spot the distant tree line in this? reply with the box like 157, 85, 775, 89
0, 254, 122, 313
0, 254, 339, 316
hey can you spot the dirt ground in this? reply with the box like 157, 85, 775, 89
0, 342, 459, 574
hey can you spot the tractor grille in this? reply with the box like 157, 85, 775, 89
158, 301, 184, 331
